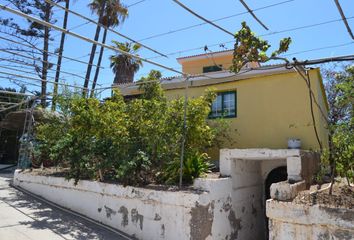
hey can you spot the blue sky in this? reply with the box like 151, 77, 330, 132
0, 0, 353, 98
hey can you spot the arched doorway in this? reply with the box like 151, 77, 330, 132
264, 166, 287, 239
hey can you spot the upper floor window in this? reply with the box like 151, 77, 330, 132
209, 91, 237, 118
203, 65, 222, 73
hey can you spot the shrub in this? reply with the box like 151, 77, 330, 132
35, 76, 228, 186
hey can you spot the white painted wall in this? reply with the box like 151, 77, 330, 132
267, 200, 354, 240
13, 170, 235, 240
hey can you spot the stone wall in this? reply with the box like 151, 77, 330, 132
13, 170, 235, 240
266, 200, 354, 240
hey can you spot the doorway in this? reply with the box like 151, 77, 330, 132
264, 166, 287, 239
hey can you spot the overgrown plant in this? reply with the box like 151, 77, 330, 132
35, 71, 228, 186
321, 64, 354, 188
230, 21, 291, 73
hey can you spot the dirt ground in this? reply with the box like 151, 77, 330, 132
21, 168, 222, 193
293, 179, 353, 209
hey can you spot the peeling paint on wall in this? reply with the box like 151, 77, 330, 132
154, 213, 162, 221
228, 209, 242, 240
190, 202, 214, 240
118, 206, 129, 227
131, 208, 144, 230
104, 205, 117, 219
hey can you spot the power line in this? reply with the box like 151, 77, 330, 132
282, 42, 354, 57
139, 0, 294, 42
0, 70, 89, 91
172, 0, 234, 36
0, 49, 87, 80
146, 16, 354, 60
0, 57, 86, 81
0, 4, 184, 75
44, 0, 167, 58
333, 0, 354, 40
0, 65, 65, 81
53, 0, 148, 37
239, 0, 269, 30
0, 76, 43, 89
127, 0, 147, 8
0, 36, 104, 69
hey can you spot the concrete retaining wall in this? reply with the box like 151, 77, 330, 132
266, 200, 354, 240
13, 170, 235, 240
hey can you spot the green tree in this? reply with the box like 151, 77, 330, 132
323, 65, 354, 187
230, 21, 291, 73
35, 73, 222, 186
110, 41, 142, 84
2, 0, 66, 107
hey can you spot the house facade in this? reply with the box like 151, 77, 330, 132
117, 50, 329, 160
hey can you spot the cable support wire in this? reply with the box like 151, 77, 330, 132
239, 0, 269, 30
44, 0, 168, 58
0, 95, 38, 113
146, 16, 354, 60
172, 0, 234, 36
139, 0, 293, 42
52, 0, 147, 38
333, 0, 354, 40
0, 90, 34, 96
0, 35, 104, 69
0, 76, 43, 89
0, 57, 80, 80
95, 54, 354, 92
0, 49, 88, 80
0, 65, 65, 81
0, 70, 89, 91
0, 4, 184, 76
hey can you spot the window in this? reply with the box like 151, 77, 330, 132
203, 65, 222, 73
209, 91, 236, 118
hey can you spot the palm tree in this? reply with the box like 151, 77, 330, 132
89, 0, 128, 97
110, 41, 142, 84
82, 0, 106, 96
52, 0, 70, 111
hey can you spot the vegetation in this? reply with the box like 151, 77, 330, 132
321, 64, 354, 188
35, 71, 227, 186
1, 0, 67, 107
0, 86, 27, 120
230, 21, 291, 73
110, 41, 143, 84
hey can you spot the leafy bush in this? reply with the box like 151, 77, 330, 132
321, 64, 354, 186
35, 73, 227, 186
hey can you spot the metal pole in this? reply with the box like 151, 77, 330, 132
179, 76, 189, 188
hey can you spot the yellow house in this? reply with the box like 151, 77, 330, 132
118, 50, 329, 160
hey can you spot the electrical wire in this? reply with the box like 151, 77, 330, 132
333, 0, 354, 40
44, 0, 167, 58
138, 0, 294, 42
0, 57, 87, 81
146, 16, 354, 60
0, 49, 87, 80
0, 70, 88, 91
0, 35, 104, 69
0, 4, 184, 76
172, 0, 234, 36
239, 0, 269, 30
52, 0, 148, 37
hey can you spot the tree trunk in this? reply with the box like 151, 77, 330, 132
83, 0, 106, 96
52, 0, 70, 111
90, 27, 108, 98
41, 2, 51, 108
